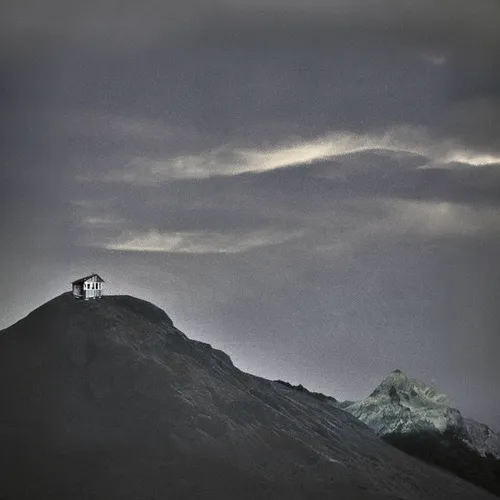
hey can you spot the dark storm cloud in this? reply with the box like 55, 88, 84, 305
4, 0, 499, 165
6, 35, 494, 162
2, 0, 499, 130
2, 0, 500, 52
316, 156, 500, 208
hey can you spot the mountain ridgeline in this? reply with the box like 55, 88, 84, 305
0, 293, 497, 499
342, 370, 500, 497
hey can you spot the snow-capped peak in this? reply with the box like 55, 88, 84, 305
342, 371, 500, 459
369, 370, 451, 410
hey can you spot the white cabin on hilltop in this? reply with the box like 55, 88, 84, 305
71, 273, 105, 300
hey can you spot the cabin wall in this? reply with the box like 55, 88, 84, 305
82, 275, 103, 299
72, 274, 104, 299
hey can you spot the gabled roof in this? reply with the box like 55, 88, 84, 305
71, 273, 105, 285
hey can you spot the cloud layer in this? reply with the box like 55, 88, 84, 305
90, 127, 500, 182
3, 0, 500, 56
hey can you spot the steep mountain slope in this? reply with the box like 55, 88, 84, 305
0, 294, 496, 500
342, 370, 500, 496
465, 418, 500, 459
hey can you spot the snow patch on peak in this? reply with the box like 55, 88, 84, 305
342, 372, 500, 458
370, 370, 451, 411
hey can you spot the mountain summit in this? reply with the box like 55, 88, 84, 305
0, 294, 497, 499
343, 370, 462, 435
343, 370, 500, 458
342, 371, 500, 496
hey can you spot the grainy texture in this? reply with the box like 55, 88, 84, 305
0, 293, 496, 499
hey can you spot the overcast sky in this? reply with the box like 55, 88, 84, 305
1, 0, 499, 430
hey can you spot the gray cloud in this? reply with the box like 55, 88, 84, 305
2, 1, 500, 54
75, 128, 500, 182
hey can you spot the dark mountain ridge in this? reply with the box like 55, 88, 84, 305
0, 293, 496, 499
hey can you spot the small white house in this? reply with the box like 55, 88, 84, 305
71, 273, 105, 300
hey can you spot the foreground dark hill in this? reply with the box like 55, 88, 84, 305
0, 294, 495, 500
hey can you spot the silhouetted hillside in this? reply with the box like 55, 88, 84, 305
0, 293, 496, 499
383, 429, 500, 497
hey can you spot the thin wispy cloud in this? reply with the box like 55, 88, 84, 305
441, 151, 500, 167
87, 126, 500, 183
419, 53, 447, 66
315, 200, 500, 257
375, 200, 500, 237
103, 228, 303, 254
82, 216, 127, 227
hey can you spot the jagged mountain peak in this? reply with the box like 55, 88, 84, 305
346, 371, 461, 435
369, 370, 451, 409
343, 372, 500, 460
